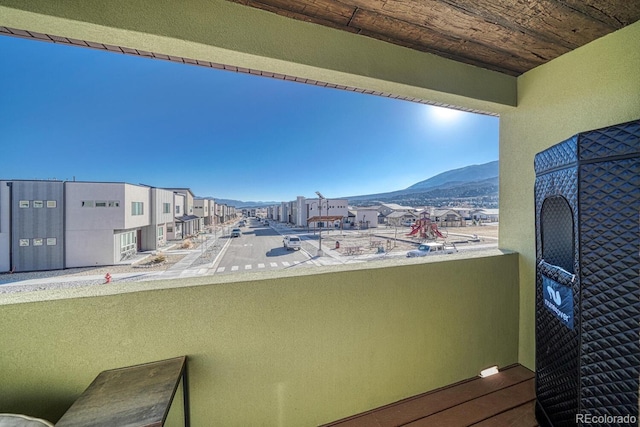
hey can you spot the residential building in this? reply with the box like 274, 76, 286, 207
306, 197, 348, 229
385, 210, 417, 227
147, 187, 175, 250
194, 197, 215, 227
65, 182, 151, 267
431, 208, 464, 227
354, 208, 379, 229
167, 188, 201, 237
0, 180, 65, 272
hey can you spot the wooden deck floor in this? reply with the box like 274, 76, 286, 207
321, 364, 538, 427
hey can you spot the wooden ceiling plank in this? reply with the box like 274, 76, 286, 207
352, 9, 540, 75
557, 0, 640, 28
443, 0, 619, 49
349, 0, 568, 63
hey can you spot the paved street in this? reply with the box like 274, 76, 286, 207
0, 218, 498, 293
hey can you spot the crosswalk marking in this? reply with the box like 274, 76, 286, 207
217, 260, 309, 273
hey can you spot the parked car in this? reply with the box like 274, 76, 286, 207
231, 228, 241, 237
407, 244, 432, 257
407, 242, 456, 257
283, 235, 301, 250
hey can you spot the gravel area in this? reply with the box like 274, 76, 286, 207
0, 253, 187, 294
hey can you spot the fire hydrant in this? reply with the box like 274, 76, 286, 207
335, 241, 340, 249
105, 273, 111, 284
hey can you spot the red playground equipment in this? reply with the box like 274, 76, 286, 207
406, 214, 444, 240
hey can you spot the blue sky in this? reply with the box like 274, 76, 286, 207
0, 35, 499, 202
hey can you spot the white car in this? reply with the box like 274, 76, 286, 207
406, 244, 432, 257
407, 242, 457, 257
283, 235, 301, 250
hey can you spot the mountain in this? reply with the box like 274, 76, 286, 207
406, 161, 499, 191
344, 161, 499, 207
204, 161, 499, 208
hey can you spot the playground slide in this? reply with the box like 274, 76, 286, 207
431, 224, 444, 238
407, 225, 421, 236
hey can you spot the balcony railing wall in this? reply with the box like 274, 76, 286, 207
0, 252, 519, 426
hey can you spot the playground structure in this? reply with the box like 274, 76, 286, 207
406, 214, 445, 240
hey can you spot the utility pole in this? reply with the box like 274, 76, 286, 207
315, 191, 325, 256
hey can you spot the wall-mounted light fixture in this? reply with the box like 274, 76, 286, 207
479, 366, 499, 378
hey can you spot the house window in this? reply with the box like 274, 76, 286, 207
19, 239, 30, 246
47, 200, 57, 208
33, 238, 43, 246
176, 206, 181, 214
46, 238, 57, 246
108, 201, 120, 207
163, 203, 171, 214
120, 231, 137, 256
96, 201, 107, 207
131, 202, 144, 216
167, 225, 173, 233
19, 200, 29, 208
33, 200, 44, 208
82, 201, 94, 207
158, 227, 164, 237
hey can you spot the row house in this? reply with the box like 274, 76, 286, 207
0, 180, 209, 273
165, 188, 201, 238
194, 197, 216, 227
214, 202, 238, 225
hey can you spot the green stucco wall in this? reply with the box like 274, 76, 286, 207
499, 21, 640, 369
0, 253, 519, 426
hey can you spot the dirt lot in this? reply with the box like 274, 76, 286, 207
318, 223, 499, 256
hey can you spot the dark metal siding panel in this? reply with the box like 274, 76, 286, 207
11, 181, 64, 272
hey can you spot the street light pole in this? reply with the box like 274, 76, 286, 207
315, 191, 325, 257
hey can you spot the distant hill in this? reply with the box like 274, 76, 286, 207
203, 161, 499, 208
345, 161, 499, 207
406, 161, 498, 191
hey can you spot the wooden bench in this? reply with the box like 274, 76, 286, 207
344, 246, 363, 255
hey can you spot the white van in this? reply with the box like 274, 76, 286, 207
283, 235, 301, 250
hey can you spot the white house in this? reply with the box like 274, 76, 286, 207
354, 208, 379, 229
306, 198, 349, 229
194, 197, 215, 227
65, 182, 152, 267
147, 187, 174, 250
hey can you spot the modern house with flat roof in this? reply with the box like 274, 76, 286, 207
194, 197, 215, 227
65, 182, 152, 267
0, 180, 65, 273
0, 2, 638, 426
